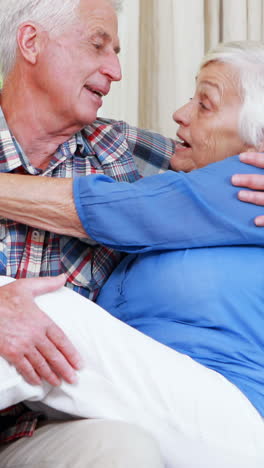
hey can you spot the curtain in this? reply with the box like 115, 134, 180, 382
99, 0, 264, 137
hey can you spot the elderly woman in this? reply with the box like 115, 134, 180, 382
1, 41, 264, 468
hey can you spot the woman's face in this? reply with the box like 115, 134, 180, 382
171, 61, 251, 172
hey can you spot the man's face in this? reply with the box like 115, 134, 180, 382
34, 0, 121, 129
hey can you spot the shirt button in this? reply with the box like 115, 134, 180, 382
32, 230, 39, 241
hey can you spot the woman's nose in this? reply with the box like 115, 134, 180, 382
173, 101, 193, 126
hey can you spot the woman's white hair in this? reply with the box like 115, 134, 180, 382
200, 41, 264, 149
0, 0, 122, 80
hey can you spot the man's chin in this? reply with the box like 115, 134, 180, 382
75, 110, 99, 128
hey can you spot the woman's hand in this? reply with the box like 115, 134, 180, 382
232, 152, 264, 226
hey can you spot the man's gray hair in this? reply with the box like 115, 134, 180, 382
200, 41, 264, 149
0, 0, 123, 80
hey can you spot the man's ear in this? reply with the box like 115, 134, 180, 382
16, 22, 42, 65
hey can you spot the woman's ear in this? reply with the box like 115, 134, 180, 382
16, 22, 41, 65
256, 142, 264, 153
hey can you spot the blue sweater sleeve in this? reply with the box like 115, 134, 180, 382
73, 155, 264, 253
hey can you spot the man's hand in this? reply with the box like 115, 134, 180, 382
232, 152, 264, 226
0, 275, 83, 386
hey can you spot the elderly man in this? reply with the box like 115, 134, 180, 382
0, 0, 175, 466
2, 39, 264, 468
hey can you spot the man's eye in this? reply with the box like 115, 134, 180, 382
93, 42, 103, 50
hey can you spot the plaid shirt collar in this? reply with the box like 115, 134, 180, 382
0, 110, 132, 175
0, 110, 90, 175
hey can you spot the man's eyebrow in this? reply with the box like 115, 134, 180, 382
92, 30, 121, 54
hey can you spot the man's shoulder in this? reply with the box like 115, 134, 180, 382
80, 118, 133, 153
82, 117, 132, 136
83, 117, 175, 150
81, 117, 154, 153
82, 118, 175, 175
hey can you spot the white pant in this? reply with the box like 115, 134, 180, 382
1, 276, 264, 468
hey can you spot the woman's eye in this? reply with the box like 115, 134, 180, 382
199, 101, 209, 111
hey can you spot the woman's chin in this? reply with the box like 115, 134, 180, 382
170, 150, 197, 172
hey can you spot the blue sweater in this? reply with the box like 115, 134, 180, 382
74, 155, 264, 416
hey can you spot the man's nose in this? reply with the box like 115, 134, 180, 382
173, 101, 193, 126
101, 53, 122, 82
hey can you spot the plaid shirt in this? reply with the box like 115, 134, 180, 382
0, 113, 174, 444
